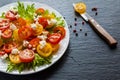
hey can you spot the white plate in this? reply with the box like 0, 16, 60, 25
0, 1, 69, 75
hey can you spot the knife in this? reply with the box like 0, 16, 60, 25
73, 3, 117, 47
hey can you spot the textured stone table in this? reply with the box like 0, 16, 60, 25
0, 0, 120, 80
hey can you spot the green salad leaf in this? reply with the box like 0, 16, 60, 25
55, 17, 65, 26
0, 12, 5, 18
40, 9, 65, 26
6, 54, 51, 73
17, 1, 36, 21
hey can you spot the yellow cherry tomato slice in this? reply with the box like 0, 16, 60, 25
74, 2, 86, 14
34, 24, 43, 36
36, 8, 45, 15
13, 29, 22, 42
51, 43, 60, 53
9, 54, 21, 64
37, 43, 52, 57
0, 39, 3, 47
44, 14, 55, 19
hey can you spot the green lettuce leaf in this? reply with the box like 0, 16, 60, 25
17, 1, 36, 21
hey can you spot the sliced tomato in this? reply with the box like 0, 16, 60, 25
19, 49, 35, 63
2, 28, 12, 39
9, 54, 21, 64
5, 11, 17, 21
3, 42, 17, 53
0, 19, 10, 30
17, 17, 26, 26
51, 43, 60, 53
47, 33, 62, 44
0, 51, 5, 56
18, 26, 33, 40
0, 39, 3, 47
33, 24, 43, 36
74, 2, 86, 14
29, 38, 40, 48
54, 26, 66, 39
12, 17, 26, 29
38, 17, 48, 28
36, 8, 45, 14
13, 29, 23, 42
37, 43, 52, 57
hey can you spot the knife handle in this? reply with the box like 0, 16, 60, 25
88, 18, 117, 47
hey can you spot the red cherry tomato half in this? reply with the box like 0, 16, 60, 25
38, 17, 48, 28
47, 33, 62, 44
2, 28, 12, 39
29, 38, 40, 48
19, 49, 35, 63
0, 19, 10, 30
36, 8, 45, 14
54, 26, 66, 39
3, 42, 17, 53
0, 51, 5, 56
5, 11, 17, 21
18, 26, 33, 40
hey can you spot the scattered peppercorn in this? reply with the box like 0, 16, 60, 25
73, 30, 77, 33
74, 17, 77, 21
69, 25, 72, 28
75, 33, 78, 36
85, 33, 87, 36
95, 12, 98, 16
80, 28, 82, 31
74, 22, 77, 26
82, 21, 85, 25
92, 7, 97, 11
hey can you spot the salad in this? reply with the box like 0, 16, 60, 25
0, 2, 66, 73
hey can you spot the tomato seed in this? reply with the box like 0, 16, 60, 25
32, 48, 36, 51
28, 44, 32, 48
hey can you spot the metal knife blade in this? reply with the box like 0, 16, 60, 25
81, 13, 90, 21
73, 3, 117, 47
73, 3, 90, 21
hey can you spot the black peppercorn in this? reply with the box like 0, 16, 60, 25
95, 12, 98, 16
75, 33, 78, 36
69, 25, 72, 28
74, 17, 77, 21
80, 29, 82, 31
85, 33, 87, 36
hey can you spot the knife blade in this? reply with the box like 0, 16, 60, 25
73, 3, 117, 47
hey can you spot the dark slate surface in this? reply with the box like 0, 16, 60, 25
0, 0, 120, 80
